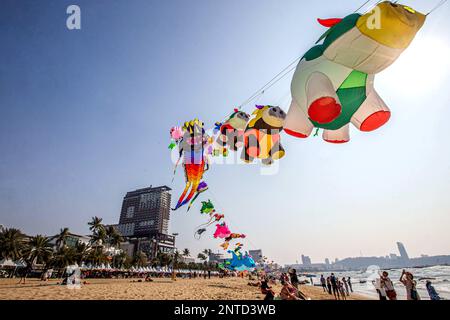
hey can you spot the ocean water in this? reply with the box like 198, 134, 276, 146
305, 265, 450, 300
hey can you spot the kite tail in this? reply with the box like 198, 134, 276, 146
186, 192, 201, 212
187, 181, 208, 212
172, 181, 192, 211
181, 181, 200, 209
194, 215, 215, 230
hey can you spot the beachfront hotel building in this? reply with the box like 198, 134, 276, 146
114, 185, 175, 260
249, 250, 263, 264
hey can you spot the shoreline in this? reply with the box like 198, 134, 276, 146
0, 278, 371, 300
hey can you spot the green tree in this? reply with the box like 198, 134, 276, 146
74, 241, 90, 265
88, 216, 104, 233
53, 227, 70, 249
90, 226, 107, 247
23, 235, 53, 266
51, 246, 78, 268
106, 226, 123, 248
197, 253, 207, 262
133, 251, 148, 267
85, 246, 107, 266
0, 228, 26, 261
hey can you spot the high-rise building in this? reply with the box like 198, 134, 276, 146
301, 254, 312, 265
249, 250, 263, 264
397, 242, 410, 260
325, 258, 330, 265
115, 186, 175, 260
118, 186, 171, 237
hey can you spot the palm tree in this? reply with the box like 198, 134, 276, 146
74, 241, 90, 265
133, 251, 148, 267
106, 226, 123, 248
202, 249, 212, 262
88, 216, 104, 233
173, 250, 181, 269
0, 228, 26, 261
197, 253, 207, 262
23, 235, 53, 266
51, 246, 77, 268
115, 251, 129, 269
90, 226, 107, 247
85, 246, 107, 266
182, 248, 190, 258
54, 227, 70, 249
156, 252, 172, 267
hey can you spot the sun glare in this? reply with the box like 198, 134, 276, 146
381, 36, 450, 95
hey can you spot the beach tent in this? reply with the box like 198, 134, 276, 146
0, 259, 25, 268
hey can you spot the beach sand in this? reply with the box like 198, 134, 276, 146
0, 277, 370, 300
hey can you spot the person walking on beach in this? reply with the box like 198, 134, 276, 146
380, 271, 397, 300
326, 277, 332, 295
320, 275, 327, 292
347, 277, 353, 293
426, 281, 441, 300
17, 263, 32, 285
400, 270, 420, 300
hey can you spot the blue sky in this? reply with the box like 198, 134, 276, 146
1, 0, 449, 265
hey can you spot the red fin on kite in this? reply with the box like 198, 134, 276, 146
317, 18, 342, 28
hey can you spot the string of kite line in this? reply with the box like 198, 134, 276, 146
428, 0, 448, 15
235, 0, 379, 112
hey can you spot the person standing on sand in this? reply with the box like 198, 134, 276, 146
347, 277, 353, 293
326, 277, 332, 295
373, 278, 387, 300
330, 273, 340, 300
320, 275, 327, 292
400, 270, 420, 300
342, 277, 350, 296
338, 280, 347, 300
380, 271, 397, 300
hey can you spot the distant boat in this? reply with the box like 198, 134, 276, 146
359, 280, 367, 284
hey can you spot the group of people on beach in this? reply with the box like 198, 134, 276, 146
249, 269, 310, 301
372, 270, 441, 301
320, 274, 353, 300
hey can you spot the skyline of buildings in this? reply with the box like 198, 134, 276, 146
289, 242, 450, 272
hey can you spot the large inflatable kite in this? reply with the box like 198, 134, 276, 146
284, 1, 426, 143
172, 119, 210, 211
242, 105, 286, 165
215, 109, 250, 155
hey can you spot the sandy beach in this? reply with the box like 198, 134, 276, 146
0, 277, 370, 300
